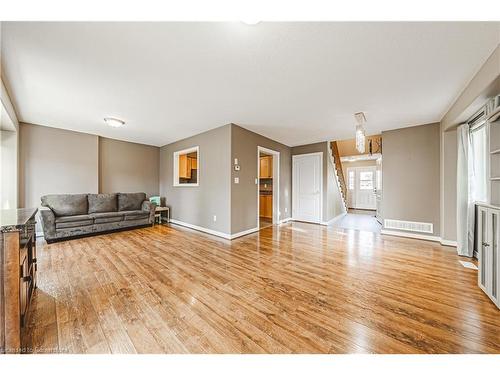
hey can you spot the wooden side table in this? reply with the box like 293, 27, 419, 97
154, 206, 170, 224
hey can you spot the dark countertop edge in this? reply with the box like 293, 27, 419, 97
0, 208, 38, 233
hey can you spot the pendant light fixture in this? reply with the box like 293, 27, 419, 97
354, 112, 367, 154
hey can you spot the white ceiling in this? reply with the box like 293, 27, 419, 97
1, 22, 499, 147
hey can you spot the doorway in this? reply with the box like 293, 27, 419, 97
336, 164, 381, 233
346, 166, 377, 210
257, 146, 280, 229
292, 152, 323, 224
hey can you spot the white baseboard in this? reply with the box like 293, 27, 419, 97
288, 213, 346, 227
440, 239, 458, 247
230, 227, 259, 239
381, 229, 441, 243
170, 219, 232, 239
291, 217, 321, 225
170, 219, 259, 240
381, 229, 457, 247
279, 217, 292, 224
320, 213, 346, 226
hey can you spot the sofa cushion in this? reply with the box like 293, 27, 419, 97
55, 225, 95, 236
120, 218, 149, 227
56, 219, 94, 229
121, 210, 150, 221
88, 193, 117, 213
118, 193, 146, 211
91, 212, 124, 224
55, 214, 92, 223
55, 214, 93, 229
41, 194, 88, 216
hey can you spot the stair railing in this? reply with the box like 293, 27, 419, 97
330, 141, 348, 209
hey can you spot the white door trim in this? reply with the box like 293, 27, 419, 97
257, 146, 280, 228
292, 152, 323, 224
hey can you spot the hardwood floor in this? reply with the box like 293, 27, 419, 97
23, 222, 499, 354
259, 217, 273, 229
333, 211, 381, 233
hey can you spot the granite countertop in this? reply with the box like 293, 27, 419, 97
0, 208, 38, 232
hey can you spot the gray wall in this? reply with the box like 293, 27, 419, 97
19, 123, 162, 232
439, 45, 499, 244
231, 124, 292, 234
441, 126, 458, 242
99, 137, 159, 197
441, 45, 500, 130
381, 123, 441, 236
291, 141, 345, 223
19, 123, 99, 230
160, 124, 232, 235
160, 125, 346, 236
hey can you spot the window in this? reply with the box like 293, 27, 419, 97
470, 125, 488, 202
359, 171, 374, 190
348, 170, 355, 190
173, 146, 199, 186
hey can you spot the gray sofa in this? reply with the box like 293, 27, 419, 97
40, 192, 155, 243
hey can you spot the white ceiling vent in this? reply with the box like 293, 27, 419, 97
384, 219, 433, 234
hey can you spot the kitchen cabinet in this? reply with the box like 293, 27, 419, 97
179, 154, 197, 179
259, 195, 273, 219
179, 154, 190, 178
259, 156, 273, 178
477, 203, 500, 309
1, 208, 38, 353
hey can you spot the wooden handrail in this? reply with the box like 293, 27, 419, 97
330, 141, 348, 208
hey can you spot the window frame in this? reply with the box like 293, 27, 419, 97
173, 146, 200, 187
358, 171, 374, 190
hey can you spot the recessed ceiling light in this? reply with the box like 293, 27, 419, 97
104, 117, 125, 128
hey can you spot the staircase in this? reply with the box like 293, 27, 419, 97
330, 141, 348, 210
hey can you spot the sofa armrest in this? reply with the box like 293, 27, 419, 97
40, 207, 56, 240
142, 200, 156, 224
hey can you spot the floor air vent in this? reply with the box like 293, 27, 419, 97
384, 219, 433, 234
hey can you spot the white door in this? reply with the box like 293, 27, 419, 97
347, 166, 377, 210
292, 153, 322, 223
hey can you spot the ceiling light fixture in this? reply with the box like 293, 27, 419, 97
241, 19, 261, 25
104, 117, 125, 128
354, 112, 367, 154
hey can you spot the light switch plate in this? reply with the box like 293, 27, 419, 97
234, 165, 241, 171
234, 177, 239, 184
234, 158, 238, 165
